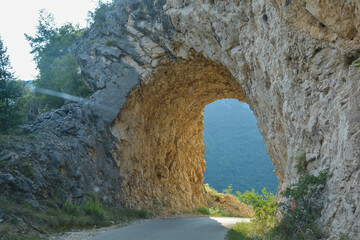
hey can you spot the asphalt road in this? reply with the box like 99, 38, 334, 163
90, 217, 250, 240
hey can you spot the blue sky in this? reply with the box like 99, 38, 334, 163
0, 0, 112, 81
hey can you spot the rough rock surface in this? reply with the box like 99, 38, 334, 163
110, 57, 244, 210
0, 0, 359, 239
0, 104, 123, 206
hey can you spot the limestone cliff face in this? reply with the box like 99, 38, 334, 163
79, 0, 359, 237
1, 0, 359, 238
110, 58, 244, 210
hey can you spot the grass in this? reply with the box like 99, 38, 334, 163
0, 197, 153, 240
209, 207, 239, 217
193, 207, 210, 215
226, 222, 264, 240
0, 233, 43, 240
205, 183, 221, 201
204, 183, 253, 218
192, 206, 240, 217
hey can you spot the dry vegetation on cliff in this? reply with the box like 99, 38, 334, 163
203, 184, 255, 218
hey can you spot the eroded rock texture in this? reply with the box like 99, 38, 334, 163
110, 57, 244, 209
1, 0, 359, 238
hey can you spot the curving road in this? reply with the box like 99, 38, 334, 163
89, 217, 250, 240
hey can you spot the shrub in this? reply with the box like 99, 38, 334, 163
236, 188, 276, 222
344, 50, 360, 67
105, 39, 114, 47
88, 1, 113, 26
205, 183, 220, 201
10, 217, 20, 225
63, 199, 80, 216
222, 184, 234, 194
137, 209, 152, 219
83, 199, 106, 221
271, 170, 332, 240
294, 148, 306, 174
226, 221, 264, 240
193, 207, 210, 215
120, 208, 153, 219
23, 161, 34, 179
209, 207, 238, 217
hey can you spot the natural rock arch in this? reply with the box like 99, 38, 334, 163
71, 0, 358, 237
110, 57, 245, 209
4, 0, 356, 239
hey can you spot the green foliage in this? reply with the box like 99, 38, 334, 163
119, 208, 153, 219
0, 35, 27, 133
237, 188, 276, 222
193, 207, 210, 215
87, 1, 114, 26
105, 39, 115, 46
223, 184, 233, 194
22, 161, 34, 179
209, 207, 238, 217
228, 169, 331, 240
9, 217, 20, 225
25, 10, 92, 111
0, 196, 152, 239
25, 10, 84, 63
226, 221, 265, 240
0, 36, 14, 80
340, 234, 352, 240
34, 53, 92, 111
205, 183, 221, 201
136, 209, 153, 219
272, 170, 332, 240
204, 99, 278, 195
354, 60, 360, 67
63, 199, 81, 216
294, 148, 306, 174
83, 199, 106, 221
344, 51, 360, 67
1, 234, 42, 240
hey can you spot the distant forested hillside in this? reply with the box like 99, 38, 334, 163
203, 99, 278, 194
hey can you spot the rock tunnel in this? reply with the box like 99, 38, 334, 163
69, 0, 359, 237
110, 57, 247, 210
0, 0, 358, 239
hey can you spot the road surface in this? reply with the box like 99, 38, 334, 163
90, 217, 250, 240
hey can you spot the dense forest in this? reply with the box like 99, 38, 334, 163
203, 99, 278, 194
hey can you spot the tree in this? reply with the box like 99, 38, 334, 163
25, 10, 92, 111
87, 0, 113, 26
0, 36, 26, 133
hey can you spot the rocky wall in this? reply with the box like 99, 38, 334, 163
1, 0, 359, 238
110, 57, 244, 210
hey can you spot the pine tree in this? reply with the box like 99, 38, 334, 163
0, 35, 25, 133
25, 10, 92, 111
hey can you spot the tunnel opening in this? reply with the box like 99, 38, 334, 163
203, 99, 278, 195
110, 56, 275, 211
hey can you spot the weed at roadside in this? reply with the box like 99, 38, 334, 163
193, 207, 210, 215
